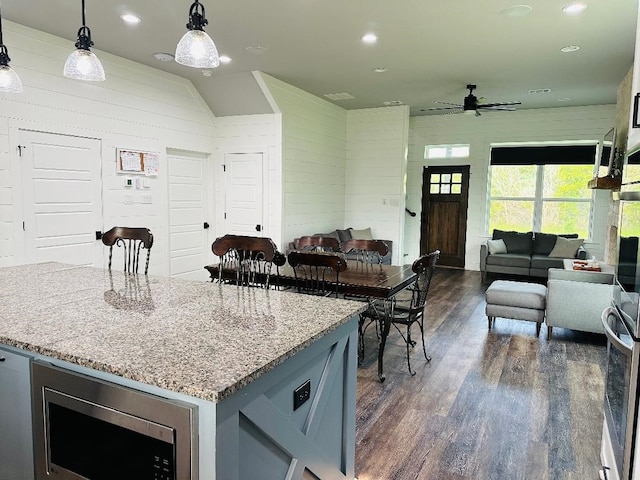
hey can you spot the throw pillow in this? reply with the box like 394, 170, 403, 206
349, 227, 373, 240
492, 229, 533, 254
548, 237, 584, 258
336, 229, 352, 243
487, 239, 507, 255
533, 232, 579, 256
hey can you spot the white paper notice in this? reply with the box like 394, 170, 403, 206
144, 153, 159, 176
121, 152, 142, 172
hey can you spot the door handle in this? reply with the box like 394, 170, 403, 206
95, 231, 102, 240
204, 222, 210, 229
255, 224, 262, 232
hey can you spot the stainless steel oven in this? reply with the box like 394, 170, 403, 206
31, 361, 198, 480
601, 306, 639, 480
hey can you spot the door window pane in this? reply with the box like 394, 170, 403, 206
430, 174, 440, 183
452, 184, 461, 194
430, 184, 440, 194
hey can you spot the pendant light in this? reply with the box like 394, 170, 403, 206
0, 2, 23, 93
175, 0, 220, 69
63, 0, 105, 82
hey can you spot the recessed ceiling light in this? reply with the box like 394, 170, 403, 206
202, 70, 213, 77
153, 52, 174, 62
120, 13, 141, 24
219, 55, 231, 64
563, 3, 587, 15
383, 101, 403, 106
500, 5, 533, 17
561, 45, 581, 53
361, 33, 378, 44
373, 67, 388, 73
245, 46, 269, 55
558, 97, 571, 102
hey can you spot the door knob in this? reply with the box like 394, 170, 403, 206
255, 224, 262, 232
95, 231, 102, 240
204, 222, 210, 229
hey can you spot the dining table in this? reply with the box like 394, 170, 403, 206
204, 258, 418, 381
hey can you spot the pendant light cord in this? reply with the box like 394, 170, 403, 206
0, 3, 5, 46
81, 0, 87, 27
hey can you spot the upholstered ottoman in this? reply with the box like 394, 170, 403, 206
485, 280, 547, 336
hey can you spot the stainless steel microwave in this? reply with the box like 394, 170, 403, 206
31, 361, 198, 480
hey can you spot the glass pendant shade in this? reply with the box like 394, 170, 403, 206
175, 30, 220, 68
0, 64, 23, 93
63, 48, 105, 81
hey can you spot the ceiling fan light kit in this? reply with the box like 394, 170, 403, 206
0, 2, 23, 93
175, 0, 220, 69
63, 0, 106, 82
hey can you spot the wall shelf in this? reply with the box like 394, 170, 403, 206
587, 175, 622, 190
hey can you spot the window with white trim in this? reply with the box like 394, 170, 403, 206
425, 144, 470, 159
488, 144, 596, 238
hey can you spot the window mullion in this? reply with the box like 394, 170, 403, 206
532, 165, 544, 231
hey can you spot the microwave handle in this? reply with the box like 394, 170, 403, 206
601, 306, 632, 355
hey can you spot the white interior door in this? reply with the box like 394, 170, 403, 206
168, 151, 209, 281
20, 130, 103, 266
224, 152, 264, 236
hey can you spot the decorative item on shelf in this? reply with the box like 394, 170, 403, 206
0, 2, 22, 93
63, 0, 105, 81
175, 0, 220, 69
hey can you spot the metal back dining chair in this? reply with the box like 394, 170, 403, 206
102, 227, 154, 274
286, 251, 347, 297
211, 234, 285, 288
295, 235, 341, 253
360, 250, 439, 380
341, 239, 389, 265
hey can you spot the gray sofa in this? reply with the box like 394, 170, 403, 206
480, 230, 586, 281
288, 227, 393, 264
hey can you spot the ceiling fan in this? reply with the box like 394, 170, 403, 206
421, 84, 521, 116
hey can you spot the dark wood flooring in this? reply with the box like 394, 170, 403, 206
355, 269, 606, 480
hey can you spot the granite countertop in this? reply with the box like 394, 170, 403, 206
0, 262, 365, 402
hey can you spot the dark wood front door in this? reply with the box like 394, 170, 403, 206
420, 165, 470, 268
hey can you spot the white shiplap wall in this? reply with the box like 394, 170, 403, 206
0, 21, 216, 275
259, 73, 348, 246
346, 106, 409, 264
405, 104, 617, 270
212, 113, 283, 253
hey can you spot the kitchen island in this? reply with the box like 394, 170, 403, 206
0, 262, 364, 480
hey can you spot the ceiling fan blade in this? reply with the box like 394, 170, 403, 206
478, 106, 518, 111
477, 101, 522, 108
433, 101, 463, 107
444, 109, 463, 115
420, 106, 462, 112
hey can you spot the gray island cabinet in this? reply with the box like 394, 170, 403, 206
0, 263, 364, 480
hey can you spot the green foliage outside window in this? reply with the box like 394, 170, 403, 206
489, 164, 593, 236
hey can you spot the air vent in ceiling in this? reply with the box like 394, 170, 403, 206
528, 88, 551, 94
324, 93, 355, 101
383, 100, 403, 106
